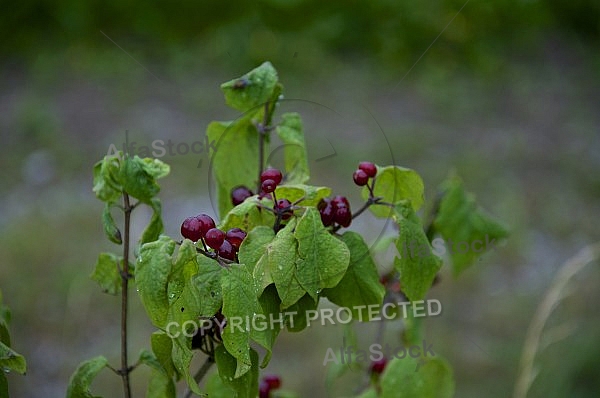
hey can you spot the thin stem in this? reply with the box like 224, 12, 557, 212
184, 356, 215, 398
120, 193, 133, 398
256, 101, 271, 193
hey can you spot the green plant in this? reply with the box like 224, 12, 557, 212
67, 61, 507, 398
0, 289, 27, 396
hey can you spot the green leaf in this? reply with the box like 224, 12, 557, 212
256, 284, 284, 366
380, 356, 454, 398
208, 120, 261, 218
92, 155, 122, 203
0, 290, 12, 346
355, 388, 378, 398
139, 350, 176, 398
214, 344, 259, 398
294, 207, 350, 301
171, 334, 202, 396
238, 226, 275, 273
205, 372, 236, 397
219, 198, 275, 238
193, 256, 225, 317
119, 155, 162, 203
322, 232, 385, 320
167, 246, 202, 338
138, 157, 170, 179
393, 202, 442, 302
151, 332, 177, 379
220, 61, 279, 113
136, 236, 176, 327
101, 203, 122, 244
90, 252, 123, 295
283, 293, 317, 333
140, 198, 164, 244
0, 372, 7, 398
274, 184, 331, 207
433, 175, 508, 275
363, 165, 425, 217
265, 220, 305, 308
275, 112, 309, 184
66, 356, 108, 398
220, 265, 268, 378
0, 341, 26, 374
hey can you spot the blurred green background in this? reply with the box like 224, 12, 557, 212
1, 0, 600, 397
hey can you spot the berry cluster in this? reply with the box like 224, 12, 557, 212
352, 161, 377, 186
181, 214, 247, 261
259, 374, 282, 398
318, 195, 352, 228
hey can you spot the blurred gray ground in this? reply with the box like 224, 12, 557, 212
1, 37, 599, 397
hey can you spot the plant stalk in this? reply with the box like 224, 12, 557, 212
121, 192, 133, 398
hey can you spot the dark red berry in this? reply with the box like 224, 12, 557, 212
353, 169, 369, 186
231, 186, 253, 206
196, 214, 216, 238
261, 179, 277, 194
318, 199, 335, 227
226, 228, 247, 250
275, 198, 293, 220
332, 195, 350, 209
217, 240, 236, 261
358, 161, 377, 178
259, 380, 271, 398
181, 216, 203, 242
370, 357, 388, 375
261, 168, 283, 185
335, 206, 352, 228
205, 228, 225, 250
262, 374, 281, 390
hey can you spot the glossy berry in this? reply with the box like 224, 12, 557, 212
261, 179, 277, 194
332, 195, 350, 209
258, 380, 271, 398
204, 228, 225, 250
196, 214, 216, 238
275, 198, 293, 220
370, 357, 388, 375
335, 206, 352, 228
226, 228, 247, 250
181, 216, 203, 242
262, 374, 282, 390
260, 168, 283, 185
231, 186, 253, 206
352, 169, 369, 186
217, 240, 236, 261
318, 198, 335, 227
358, 161, 377, 178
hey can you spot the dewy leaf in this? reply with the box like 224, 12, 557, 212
0, 341, 26, 374
119, 155, 161, 203
433, 174, 508, 276
294, 207, 350, 301
220, 61, 279, 113
101, 203, 122, 244
93, 155, 122, 203
266, 220, 305, 308
66, 356, 108, 398
219, 197, 275, 234
363, 165, 425, 217
136, 236, 176, 328
238, 226, 275, 273
274, 185, 332, 207
275, 112, 309, 184
90, 252, 122, 295
220, 265, 269, 378
167, 248, 202, 342
380, 356, 454, 398
393, 202, 442, 302
192, 256, 225, 317
140, 198, 164, 244
322, 231, 385, 320
207, 120, 261, 218
214, 344, 259, 398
